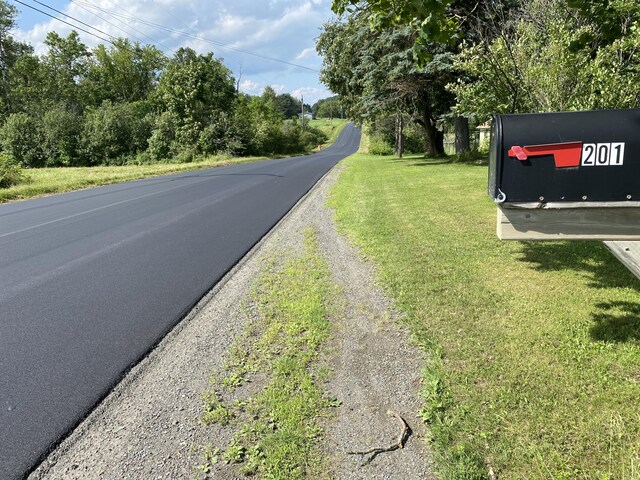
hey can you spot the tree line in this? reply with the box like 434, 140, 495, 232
0, 1, 329, 173
317, 0, 640, 157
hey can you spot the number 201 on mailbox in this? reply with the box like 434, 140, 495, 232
581, 143, 625, 166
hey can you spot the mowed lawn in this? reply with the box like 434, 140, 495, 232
308, 118, 348, 147
330, 153, 640, 479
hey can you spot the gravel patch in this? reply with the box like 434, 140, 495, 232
304, 166, 435, 480
30, 162, 434, 479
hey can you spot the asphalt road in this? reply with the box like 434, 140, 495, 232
0, 123, 361, 479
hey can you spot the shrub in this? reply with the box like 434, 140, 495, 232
148, 111, 178, 161
127, 102, 155, 153
0, 154, 25, 188
82, 101, 153, 165
131, 151, 155, 165
403, 124, 428, 154
198, 112, 236, 155
42, 106, 84, 166
252, 120, 283, 155
300, 125, 328, 150
174, 121, 202, 151
279, 121, 303, 153
453, 149, 486, 163
368, 135, 394, 155
0, 113, 45, 167
173, 147, 197, 163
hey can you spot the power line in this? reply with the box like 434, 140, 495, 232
12, 0, 170, 59
11, 0, 113, 44
26, 0, 115, 41
16, 0, 320, 76
68, 0, 175, 53
76, 0, 319, 72
146, 0, 244, 68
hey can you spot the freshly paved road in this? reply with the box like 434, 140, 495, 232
0, 123, 360, 479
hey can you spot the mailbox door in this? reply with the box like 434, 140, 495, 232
488, 109, 640, 203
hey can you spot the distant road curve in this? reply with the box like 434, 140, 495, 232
0, 123, 361, 479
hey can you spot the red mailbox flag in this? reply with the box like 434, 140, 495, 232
508, 142, 583, 168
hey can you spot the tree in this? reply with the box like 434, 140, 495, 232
318, 13, 453, 156
313, 96, 344, 118
328, 0, 516, 153
83, 38, 166, 106
331, 0, 458, 58
42, 31, 91, 111
275, 93, 300, 118
450, 0, 640, 119
157, 47, 236, 147
81, 100, 152, 164
0, 1, 33, 117
1, 113, 45, 167
42, 105, 84, 166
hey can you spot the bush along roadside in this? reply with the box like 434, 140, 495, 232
0, 154, 25, 188
197, 229, 339, 479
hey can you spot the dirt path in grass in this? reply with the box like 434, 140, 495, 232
30, 164, 434, 479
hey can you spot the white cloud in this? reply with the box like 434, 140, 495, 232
12, 0, 336, 103
292, 86, 329, 104
295, 48, 316, 60
239, 79, 262, 95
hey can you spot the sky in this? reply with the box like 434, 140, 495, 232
10, 0, 337, 105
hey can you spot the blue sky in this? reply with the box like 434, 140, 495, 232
11, 0, 337, 104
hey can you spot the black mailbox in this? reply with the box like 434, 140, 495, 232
489, 109, 640, 203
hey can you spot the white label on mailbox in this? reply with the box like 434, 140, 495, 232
581, 144, 595, 166
581, 142, 624, 166
610, 142, 625, 165
596, 143, 610, 165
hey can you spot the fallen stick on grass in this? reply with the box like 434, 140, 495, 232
347, 409, 411, 465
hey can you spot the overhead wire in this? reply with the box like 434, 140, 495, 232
67, 0, 176, 53
11, 0, 113, 44
23, 0, 115, 41
12, 0, 172, 61
14, 0, 321, 101
74, 0, 319, 72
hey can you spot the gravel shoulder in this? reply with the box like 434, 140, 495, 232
30, 162, 434, 479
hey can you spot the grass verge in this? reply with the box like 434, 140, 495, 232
0, 155, 269, 204
199, 229, 337, 479
309, 118, 349, 147
329, 153, 640, 478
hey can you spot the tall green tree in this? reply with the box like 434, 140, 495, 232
42, 31, 91, 110
157, 47, 235, 146
450, 0, 640, 118
275, 93, 300, 119
318, 13, 453, 155
83, 38, 166, 106
0, 1, 33, 117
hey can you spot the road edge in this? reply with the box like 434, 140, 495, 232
28, 152, 349, 478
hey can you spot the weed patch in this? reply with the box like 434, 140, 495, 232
199, 229, 338, 479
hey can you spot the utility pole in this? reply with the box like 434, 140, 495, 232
301, 95, 305, 132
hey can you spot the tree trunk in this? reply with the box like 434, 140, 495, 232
415, 92, 445, 157
454, 116, 470, 154
396, 114, 404, 158
420, 116, 445, 157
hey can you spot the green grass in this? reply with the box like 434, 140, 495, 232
0, 154, 268, 204
308, 118, 349, 147
0, 121, 350, 205
329, 153, 640, 479
200, 229, 337, 479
